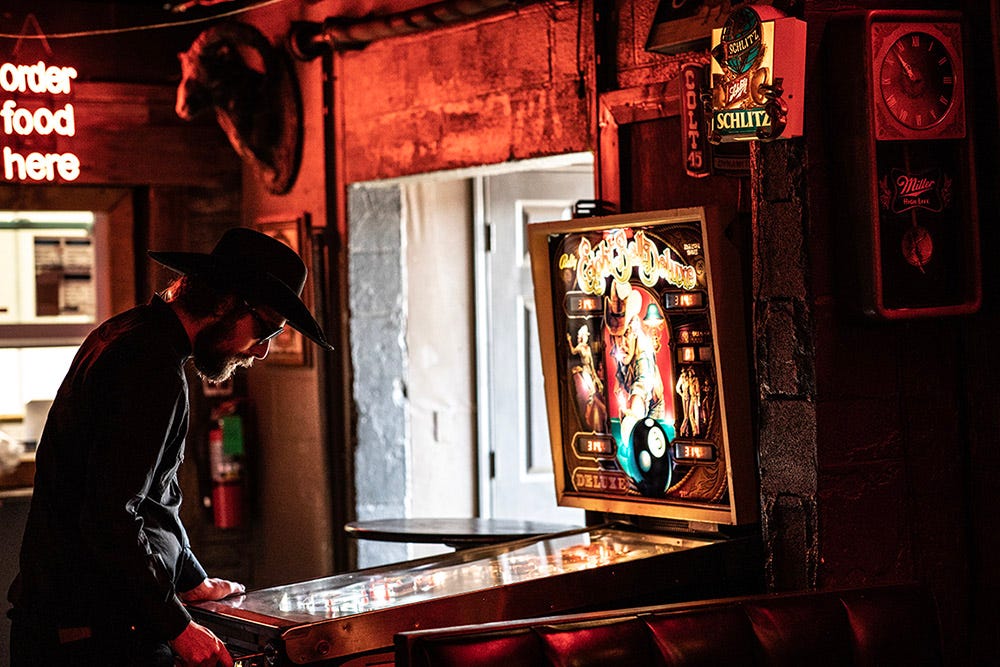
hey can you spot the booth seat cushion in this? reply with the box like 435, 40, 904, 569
645, 606, 760, 665
396, 584, 942, 667
741, 594, 854, 666
535, 617, 666, 667
408, 628, 548, 667
839, 585, 945, 666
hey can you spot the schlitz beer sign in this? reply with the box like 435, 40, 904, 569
707, 6, 805, 143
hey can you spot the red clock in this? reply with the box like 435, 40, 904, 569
871, 20, 965, 141
828, 10, 981, 319
879, 32, 955, 130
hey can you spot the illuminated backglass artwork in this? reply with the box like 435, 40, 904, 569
529, 208, 757, 525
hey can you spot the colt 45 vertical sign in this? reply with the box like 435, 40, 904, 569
681, 62, 710, 178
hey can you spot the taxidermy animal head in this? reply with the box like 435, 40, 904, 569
176, 21, 302, 194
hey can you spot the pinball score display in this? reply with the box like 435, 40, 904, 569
529, 208, 756, 525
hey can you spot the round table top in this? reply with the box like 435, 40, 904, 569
344, 517, 583, 549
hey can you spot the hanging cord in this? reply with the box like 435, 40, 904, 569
0, 0, 292, 40
575, 0, 585, 98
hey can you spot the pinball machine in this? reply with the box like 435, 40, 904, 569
189, 207, 762, 666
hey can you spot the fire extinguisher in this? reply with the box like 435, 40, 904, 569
209, 418, 244, 529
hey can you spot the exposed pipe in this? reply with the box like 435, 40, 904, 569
289, 0, 536, 58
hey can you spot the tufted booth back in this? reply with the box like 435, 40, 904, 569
395, 584, 942, 666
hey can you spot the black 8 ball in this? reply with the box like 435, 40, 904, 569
631, 417, 671, 496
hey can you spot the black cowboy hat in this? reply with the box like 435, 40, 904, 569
148, 227, 333, 350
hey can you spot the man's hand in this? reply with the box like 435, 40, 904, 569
180, 577, 246, 603
170, 620, 233, 667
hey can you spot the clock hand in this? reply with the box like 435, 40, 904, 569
892, 49, 920, 82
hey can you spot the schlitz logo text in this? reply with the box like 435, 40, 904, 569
879, 168, 952, 214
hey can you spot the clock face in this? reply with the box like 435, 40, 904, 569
878, 31, 956, 130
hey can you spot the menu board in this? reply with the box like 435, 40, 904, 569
0, 225, 95, 324
33, 235, 95, 319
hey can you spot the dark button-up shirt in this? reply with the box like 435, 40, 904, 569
8, 295, 206, 641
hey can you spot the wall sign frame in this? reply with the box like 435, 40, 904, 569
254, 213, 311, 366
597, 80, 744, 215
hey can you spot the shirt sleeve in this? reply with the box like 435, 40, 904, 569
177, 546, 209, 593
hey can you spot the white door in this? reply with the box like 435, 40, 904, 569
476, 165, 593, 523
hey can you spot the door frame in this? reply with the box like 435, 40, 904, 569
472, 152, 595, 518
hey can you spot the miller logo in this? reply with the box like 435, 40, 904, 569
879, 168, 953, 214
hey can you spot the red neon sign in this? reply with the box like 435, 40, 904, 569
1, 61, 80, 182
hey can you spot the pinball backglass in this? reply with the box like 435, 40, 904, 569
528, 207, 757, 525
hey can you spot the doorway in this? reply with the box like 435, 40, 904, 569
348, 154, 592, 566
475, 166, 592, 524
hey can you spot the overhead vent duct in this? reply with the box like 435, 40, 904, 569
290, 0, 538, 58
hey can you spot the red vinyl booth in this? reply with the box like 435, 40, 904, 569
395, 584, 942, 666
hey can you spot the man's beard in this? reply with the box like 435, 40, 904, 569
192, 313, 255, 383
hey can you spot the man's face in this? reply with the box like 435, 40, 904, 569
192, 302, 285, 383
617, 317, 639, 365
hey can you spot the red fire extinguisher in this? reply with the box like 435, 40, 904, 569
209, 418, 244, 529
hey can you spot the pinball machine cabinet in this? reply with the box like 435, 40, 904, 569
190, 207, 760, 666
528, 208, 756, 526
189, 523, 758, 666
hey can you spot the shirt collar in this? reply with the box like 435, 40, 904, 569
150, 294, 193, 361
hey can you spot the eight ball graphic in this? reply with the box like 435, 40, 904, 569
631, 417, 672, 496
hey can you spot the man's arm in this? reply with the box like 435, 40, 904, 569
171, 578, 244, 667
180, 577, 245, 602
170, 620, 233, 667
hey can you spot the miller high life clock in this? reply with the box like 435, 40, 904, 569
826, 10, 981, 319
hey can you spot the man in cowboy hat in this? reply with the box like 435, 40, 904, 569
7, 228, 332, 667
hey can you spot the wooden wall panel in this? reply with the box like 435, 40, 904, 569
3, 83, 240, 189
